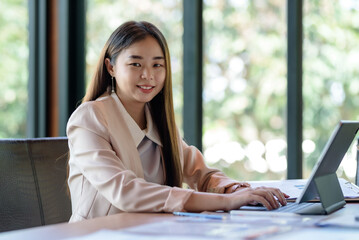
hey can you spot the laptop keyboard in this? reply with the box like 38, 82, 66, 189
272, 202, 317, 212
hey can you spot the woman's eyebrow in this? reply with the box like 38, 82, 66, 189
127, 55, 164, 60
128, 55, 143, 59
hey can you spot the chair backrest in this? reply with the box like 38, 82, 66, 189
0, 137, 71, 232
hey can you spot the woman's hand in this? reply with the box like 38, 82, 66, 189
225, 186, 289, 211
224, 182, 251, 194
183, 186, 290, 213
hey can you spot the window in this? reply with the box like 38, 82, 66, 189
0, 0, 28, 138
203, 0, 287, 181
303, 0, 359, 182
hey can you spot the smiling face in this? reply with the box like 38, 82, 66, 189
106, 36, 166, 110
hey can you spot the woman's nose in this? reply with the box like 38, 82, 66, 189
141, 68, 154, 80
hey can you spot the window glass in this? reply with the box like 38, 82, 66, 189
0, 0, 28, 138
86, 0, 183, 127
303, 0, 359, 182
203, 0, 287, 181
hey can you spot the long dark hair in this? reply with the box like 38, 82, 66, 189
83, 21, 182, 187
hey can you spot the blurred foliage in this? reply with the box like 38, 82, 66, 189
2, 0, 359, 182
203, 0, 359, 182
203, 0, 287, 181
303, 0, 359, 182
0, 0, 28, 138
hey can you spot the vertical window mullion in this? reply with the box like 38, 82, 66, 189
28, 0, 47, 138
287, 0, 303, 179
58, 0, 85, 136
183, 0, 203, 150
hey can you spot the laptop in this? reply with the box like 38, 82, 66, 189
233, 120, 359, 215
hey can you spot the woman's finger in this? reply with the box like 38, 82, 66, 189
249, 194, 273, 210
271, 188, 287, 206
253, 188, 280, 209
240, 182, 251, 188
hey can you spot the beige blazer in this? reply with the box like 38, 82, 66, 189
67, 93, 239, 222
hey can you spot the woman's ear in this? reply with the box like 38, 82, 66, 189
104, 58, 114, 76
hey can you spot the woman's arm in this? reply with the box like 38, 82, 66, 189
180, 139, 288, 212
184, 186, 288, 212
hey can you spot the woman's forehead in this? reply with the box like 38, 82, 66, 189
121, 36, 163, 57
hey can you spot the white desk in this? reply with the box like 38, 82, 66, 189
1, 204, 359, 240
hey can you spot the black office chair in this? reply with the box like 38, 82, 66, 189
0, 137, 71, 232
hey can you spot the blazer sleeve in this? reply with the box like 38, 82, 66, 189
181, 140, 242, 193
67, 103, 194, 213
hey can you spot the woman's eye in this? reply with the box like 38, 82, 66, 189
154, 64, 163, 67
130, 63, 141, 67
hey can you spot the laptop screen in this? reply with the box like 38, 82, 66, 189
297, 120, 359, 203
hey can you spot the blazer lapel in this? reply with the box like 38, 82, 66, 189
107, 93, 145, 178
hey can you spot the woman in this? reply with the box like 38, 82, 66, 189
67, 21, 288, 222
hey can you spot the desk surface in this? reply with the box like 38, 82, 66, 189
0, 212, 174, 240
1, 204, 359, 240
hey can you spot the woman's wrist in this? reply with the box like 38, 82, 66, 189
221, 194, 233, 211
